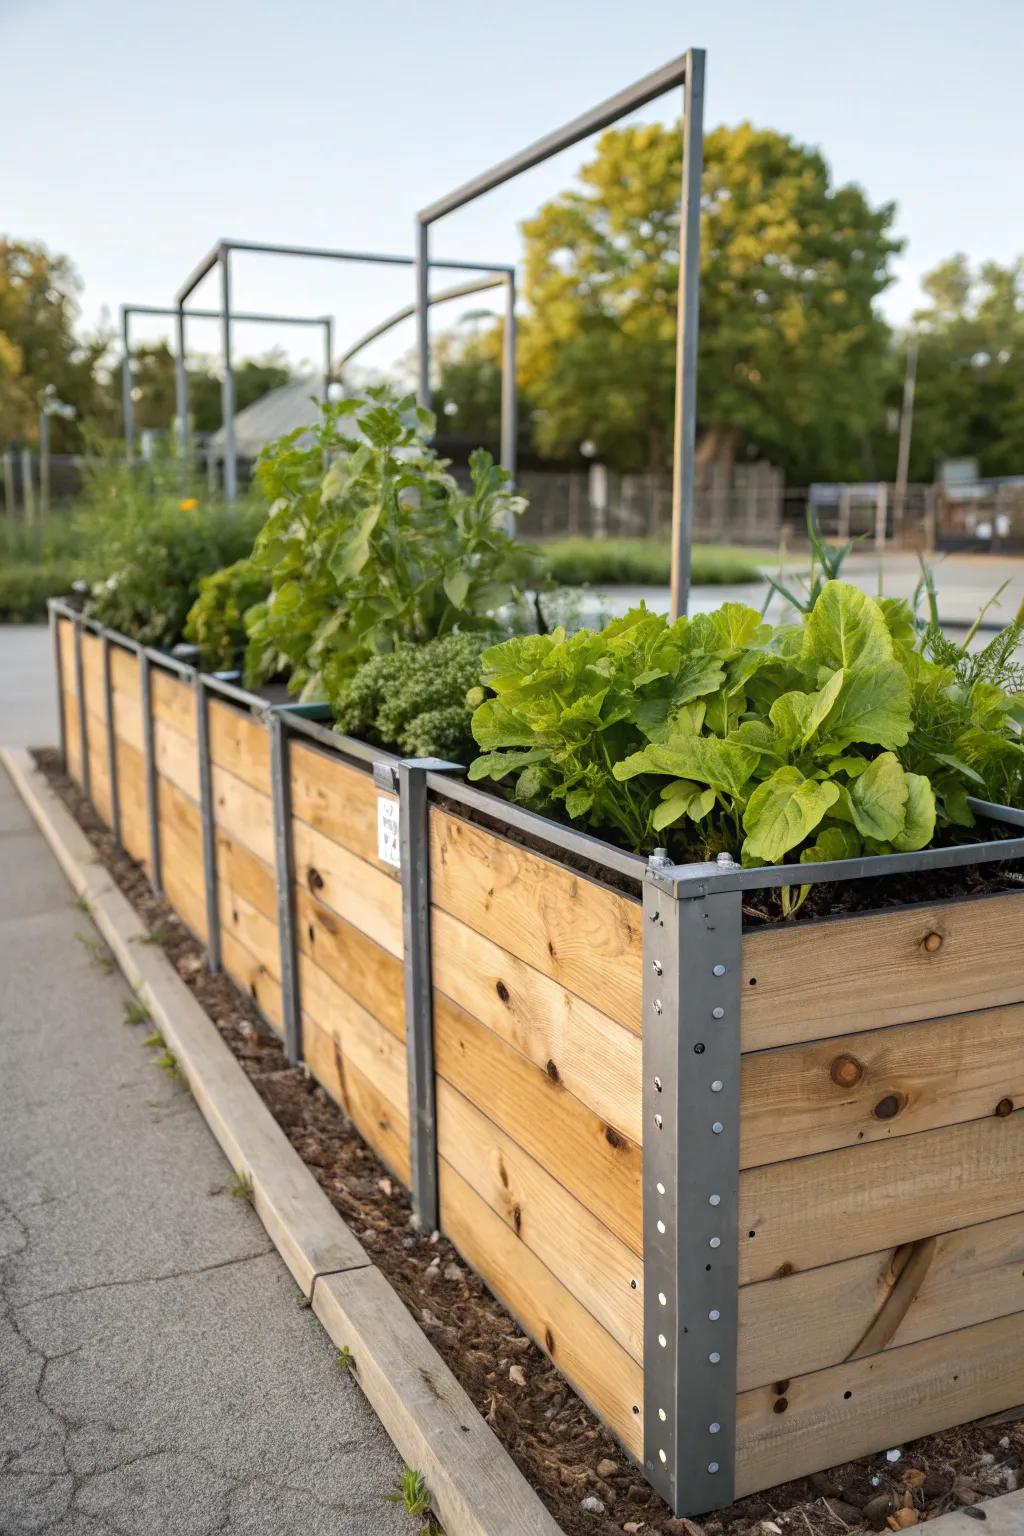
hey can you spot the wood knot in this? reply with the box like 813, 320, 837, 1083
996, 1097, 1014, 1118
545, 1059, 560, 1084
544, 1327, 556, 1355
773, 1397, 789, 1414
830, 1053, 864, 1088
922, 931, 943, 953
495, 979, 510, 1005
773, 1380, 790, 1396
604, 1125, 623, 1150
873, 1092, 905, 1121
512, 1204, 522, 1235
307, 866, 324, 893
775, 1261, 795, 1279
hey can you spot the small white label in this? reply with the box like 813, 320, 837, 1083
377, 796, 401, 868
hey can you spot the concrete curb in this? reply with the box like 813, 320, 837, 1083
921, 1488, 1024, 1532
3, 748, 564, 1536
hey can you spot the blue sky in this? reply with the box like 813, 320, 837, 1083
4, 0, 1022, 375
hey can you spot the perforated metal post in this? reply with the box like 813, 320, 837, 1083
393, 757, 462, 1230
195, 675, 221, 972
139, 652, 162, 895
270, 712, 302, 1065
102, 634, 121, 847
50, 604, 67, 769
73, 613, 90, 802
642, 857, 742, 1514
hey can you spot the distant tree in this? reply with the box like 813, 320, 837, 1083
904, 255, 1024, 479
517, 121, 902, 485
432, 312, 504, 444
0, 238, 113, 447
124, 342, 294, 436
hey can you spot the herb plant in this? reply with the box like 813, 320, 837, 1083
244, 390, 538, 699
469, 580, 1024, 879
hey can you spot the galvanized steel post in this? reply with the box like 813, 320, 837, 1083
195, 675, 221, 972
120, 306, 135, 461
270, 712, 302, 1065
73, 613, 90, 802
102, 634, 121, 848
220, 248, 238, 504
139, 652, 162, 895
501, 270, 518, 492
642, 854, 741, 1514
50, 603, 67, 770
669, 47, 705, 621
391, 756, 461, 1230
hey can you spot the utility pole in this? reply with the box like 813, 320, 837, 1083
894, 335, 918, 545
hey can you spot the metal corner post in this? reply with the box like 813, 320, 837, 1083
415, 221, 431, 414
139, 652, 162, 895
195, 675, 221, 972
642, 858, 741, 1514
670, 47, 705, 621
220, 247, 238, 504
270, 712, 302, 1065
72, 613, 91, 802
323, 316, 333, 402
175, 304, 188, 463
501, 270, 518, 490
101, 634, 121, 848
120, 307, 135, 461
396, 757, 461, 1229
50, 604, 67, 770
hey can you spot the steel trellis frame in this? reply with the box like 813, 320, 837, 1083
416, 50, 705, 619
174, 239, 517, 503
120, 303, 333, 465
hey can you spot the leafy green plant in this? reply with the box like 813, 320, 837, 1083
76, 932, 115, 972
244, 390, 538, 699
183, 557, 268, 670
0, 561, 81, 622
123, 996, 149, 1027
468, 580, 1024, 892
75, 441, 263, 648
227, 1170, 254, 1203
335, 1345, 355, 1372
764, 508, 860, 616
539, 537, 764, 589
330, 632, 495, 762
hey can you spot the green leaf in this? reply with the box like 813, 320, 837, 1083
891, 773, 936, 852
800, 823, 862, 864
741, 768, 841, 864
443, 569, 471, 609
614, 734, 759, 797
846, 752, 908, 841
768, 669, 844, 752
468, 747, 548, 782
816, 661, 912, 751
801, 581, 894, 673
565, 788, 594, 819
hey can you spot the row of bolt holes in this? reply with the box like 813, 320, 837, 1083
650, 934, 728, 1477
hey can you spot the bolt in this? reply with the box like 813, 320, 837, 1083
712, 1005, 725, 1019
716, 851, 735, 868
708, 1308, 720, 1321
653, 999, 663, 1015
708, 1193, 721, 1206
711, 1079, 723, 1093
652, 959, 663, 976
648, 847, 671, 870
712, 1121, 724, 1134
709, 1236, 721, 1249
708, 1461, 720, 1474
708, 1352, 720, 1364
712, 963, 726, 977
709, 1422, 721, 1434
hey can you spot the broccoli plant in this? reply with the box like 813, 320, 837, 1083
331, 632, 493, 762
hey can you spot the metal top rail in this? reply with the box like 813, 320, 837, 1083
124, 303, 331, 328
336, 272, 509, 372
175, 237, 515, 308
419, 53, 692, 224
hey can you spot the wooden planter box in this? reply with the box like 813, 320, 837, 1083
52, 601, 1024, 1517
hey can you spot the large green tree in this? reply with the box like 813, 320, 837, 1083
903, 255, 1024, 480
517, 121, 901, 484
125, 342, 293, 434
0, 239, 113, 447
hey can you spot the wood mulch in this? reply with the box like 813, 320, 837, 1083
35, 748, 1023, 1536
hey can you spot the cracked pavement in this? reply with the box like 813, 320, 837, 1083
0, 762, 411, 1535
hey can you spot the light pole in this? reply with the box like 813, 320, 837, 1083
894, 335, 918, 544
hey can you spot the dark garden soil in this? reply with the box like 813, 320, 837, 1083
36, 746, 1024, 1536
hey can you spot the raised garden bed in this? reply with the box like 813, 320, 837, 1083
51, 597, 1024, 1520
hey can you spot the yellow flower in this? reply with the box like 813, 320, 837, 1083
178, 497, 198, 512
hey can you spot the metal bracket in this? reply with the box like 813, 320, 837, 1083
270, 712, 302, 1065
139, 651, 162, 895
101, 634, 121, 848
642, 862, 742, 1514
397, 757, 462, 1229
195, 675, 221, 971
72, 612, 91, 802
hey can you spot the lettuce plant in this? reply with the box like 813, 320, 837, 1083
184, 557, 268, 670
468, 580, 1024, 881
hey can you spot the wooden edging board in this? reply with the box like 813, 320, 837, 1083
1, 747, 564, 1536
